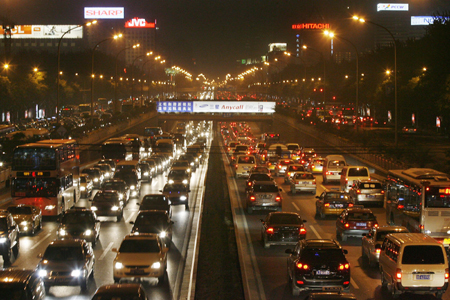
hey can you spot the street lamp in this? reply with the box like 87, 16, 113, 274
91, 33, 122, 120
57, 20, 97, 123
114, 43, 140, 113
324, 31, 359, 124
353, 15, 398, 147
131, 51, 152, 101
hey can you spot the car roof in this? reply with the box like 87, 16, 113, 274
0, 269, 36, 285
94, 283, 145, 296
303, 239, 341, 249
49, 238, 86, 247
123, 233, 159, 240
375, 225, 408, 233
252, 181, 277, 186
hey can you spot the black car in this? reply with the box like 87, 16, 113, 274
90, 190, 124, 222
178, 154, 197, 171
113, 171, 140, 198
0, 210, 20, 265
0, 269, 46, 300
286, 239, 350, 296
56, 208, 100, 246
81, 167, 103, 188
261, 212, 307, 248
138, 194, 172, 217
138, 162, 152, 182
130, 210, 174, 246
141, 158, 158, 176
161, 183, 190, 209
245, 173, 272, 192
92, 283, 148, 300
98, 158, 117, 172
103, 179, 130, 204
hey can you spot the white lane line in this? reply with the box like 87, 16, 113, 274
292, 202, 300, 211
309, 225, 322, 239
351, 277, 360, 289
125, 210, 138, 223
30, 233, 52, 250
98, 242, 114, 261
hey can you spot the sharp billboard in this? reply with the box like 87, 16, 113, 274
84, 7, 125, 19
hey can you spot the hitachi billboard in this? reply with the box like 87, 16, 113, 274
84, 7, 124, 19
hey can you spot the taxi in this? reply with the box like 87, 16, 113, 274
315, 191, 353, 219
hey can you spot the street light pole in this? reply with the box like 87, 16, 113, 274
114, 43, 139, 114
131, 52, 152, 101
353, 16, 398, 147
57, 21, 96, 124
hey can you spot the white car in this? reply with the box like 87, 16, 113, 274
113, 234, 169, 285
79, 174, 93, 198
289, 171, 316, 194
235, 155, 256, 178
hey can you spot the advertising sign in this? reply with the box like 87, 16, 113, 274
157, 101, 276, 113
268, 43, 287, 52
377, 3, 409, 11
125, 18, 155, 28
157, 101, 193, 113
84, 7, 124, 19
292, 23, 330, 30
0, 25, 83, 39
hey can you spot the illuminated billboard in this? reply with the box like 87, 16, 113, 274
125, 18, 155, 28
377, 3, 409, 11
268, 43, 287, 52
157, 101, 276, 113
411, 16, 448, 26
292, 23, 330, 30
0, 25, 82, 39
84, 7, 124, 19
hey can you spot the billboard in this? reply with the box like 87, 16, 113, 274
268, 43, 287, 52
84, 7, 124, 19
292, 23, 330, 30
125, 18, 155, 28
0, 25, 83, 39
157, 101, 276, 113
377, 3, 409, 11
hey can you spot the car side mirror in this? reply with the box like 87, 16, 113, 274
343, 249, 348, 255
315, 196, 320, 199
285, 249, 293, 254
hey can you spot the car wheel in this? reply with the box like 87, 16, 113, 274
369, 254, 376, 268
390, 279, 400, 299
185, 203, 189, 210
315, 207, 320, 218
30, 223, 35, 236
291, 277, 300, 296
80, 275, 89, 292
291, 188, 296, 195
2, 246, 12, 266
38, 218, 43, 231
320, 211, 326, 219
89, 266, 95, 279
117, 212, 123, 222
436, 291, 444, 299
263, 236, 270, 248
44, 284, 50, 294
389, 214, 395, 225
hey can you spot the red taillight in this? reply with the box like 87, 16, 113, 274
374, 223, 379, 228
381, 190, 385, 194
396, 268, 402, 280
345, 178, 348, 182
339, 263, 350, 270
235, 165, 238, 169
313, 180, 316, 185
345, 223, 350, 228
348, 203, 354, 207
296, 280, 304, 285
275, 195, 281, 202
250, 196, 256, 202
299, 227, 306, 235
287, 172, 291, 176
445, 268, 449, 280
266, 227, 274, 234
296, 263, 309, 270
356, 189, 361, 194
278, 165, 282, 169
397, 204, 404, 209
375, 249, 381, 254
311, 164, 315, 169
247, 182, 252, 186
324, 203, 330, 207
419, 224, 424, 230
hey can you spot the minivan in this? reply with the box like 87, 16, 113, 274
379, 233, 449, 299
322, 155, 347, 184
339, 166, 370, 192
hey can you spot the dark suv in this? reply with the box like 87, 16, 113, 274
90, 190, 124, 222
0, 210, 20, 265
285, 239, 350, 296
56, 208, 100, 246
0, 269, 45, 300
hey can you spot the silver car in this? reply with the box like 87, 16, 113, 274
246, 181, 282, 214
290, 172, 316, 195
349, 180, 384, 207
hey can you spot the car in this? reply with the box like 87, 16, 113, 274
308, 157, 326, 174
112, 234, 169, 285
102, 179, 130, 204
249, 166, 270, 175
230, 145, 249, 163
336, 206, 378, 241
315, 191, 353, 219
246, 181, 282, 214
94, 163, 113, 180
301, 148, 317, 166
79, 174, 94, 198
226, 141, 240, 156
130, 210, 174, 246
290, 172, 316, 194
0, 210, 20, 265
114, 171, 141, 198
171, 160, 192, 175
245, 173, 273, 192
275, 159, 295, 177
160, 183, 190, 209
402, 125, 417, 133
92, 283, 149, 300
81, 167, 104, 188
138, 194, 172, 218
90, 190, 125, 222
361, 225, 409, 267
339, 166, 370, 192
98, 158, 117, 172
235, 155, 256, 178
178, 154, 197, 172
283, 164, 305, 183
7, 204, 42, 235
37, 239, 95, 293
286, 239, 350, 296
304, 292, 357, 300
56, 208, 100, 246
261, 212, 307, 248
138, 161, 152, 182
167, 168, 190, 186
0, 269, 46, 300
348, 179, 385, 207
141, 158, 158, 176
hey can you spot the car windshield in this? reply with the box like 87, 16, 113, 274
94, 193, 117, 202
294, 173, 314, 180
253, 184, 278, 193
376, 230, 408, 241
329, 160, 346, 167
62, 212, 95, 225
348, 168, 369, 176
169, 170, 187, 177
249, 174, 271, 181
235, 146, 248, 151
43, 246, 83, 261
238, 156, 255, 164
360, 182, 382, 189
164, 184, 187, 192
287, 145, 298, 151
103, 182, 125, 191
7, 206, 32, 215
325, 193, 349, 200
402, 245, 445, 264
279, 161, 292, 166
0, 289, 26, 300
302, 248, 346, 263
142, 196, 166, 205
348, 212, 376, 221
119, 239, 160, 253
82, 169, 98, 177
80, 177, 87, 183
135, 214, 167, 226
289, 166, 305, 172
172, 162, 189, 167
269, 214, 301, 225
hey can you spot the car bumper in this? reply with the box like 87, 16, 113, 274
42, 275, 86, 286
321, 208, 345, 215
114, 266, 165, 279
341, 229, 370, 238
294, 274, 350, 291
292, 185, 316, 192
167, 196, 189, 206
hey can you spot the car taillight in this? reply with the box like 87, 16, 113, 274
296, 263, 309, 270
250, 195, 256, 202
326, 171, 332, 175
381, 190, 385, 194
419, 224, 424, 230
373, 223, 379, 228
247, 182, 252, 186
445, 268, 449, 281
311, 164, 315, 169
375, 248, 381, 254
324, 203, 330, 207
348, 203, 354, 207
278, 165, 282, 169
345, 178, 348, 182
266, 227, 274, 234
396, 268, 402, 280
235, 165, 238, 169
356, 189, 361, 194
287, 172, 291, 176
313, 180, 316, 185
338, 263, 350, 270
397, 204, 405, 209
299, 228, 306, 235
345, 223, 350, 228
275, 195, 281, 202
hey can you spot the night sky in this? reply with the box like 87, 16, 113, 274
2, 0, 450, 79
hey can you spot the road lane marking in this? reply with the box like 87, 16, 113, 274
30, 233, 52, 250
125, 210, 138, 223
351, 277, 360, 289
98, 242, 114, 261
292, 202, 300, 211
309, 225, 322, 239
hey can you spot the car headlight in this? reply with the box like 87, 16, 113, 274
90, 206, 98, 211
119, 194, 123, 200
45, 205, 56, 211
38, 269, 47, 277
80, 186, 86, 191
151, 262, 161, 269
71, 270, 82, 277
84, 229, 92, 236
132, 191, 137, 196
187, 169, 191, 173
195, 158, 199, 162
114, 262, 123, 269
58, 229, 66, 237
180, 196, 187, 201
20, 221, 29, 226
94, 178, 99, 182
160, 231, 167, 238
130, 185, 136, 190
190, 162, 194, 166
105, 172, 110, 178
182, 179, 188, 184
111, 206, 119, 211
144, 172, 149, 176
168, 179, 174, 184
151, 168, 155, 172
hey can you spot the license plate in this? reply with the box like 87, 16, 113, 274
302, 181, 310, 184
323, 286, 341, 291
259, 194, 271, 199
356, 223, 366, 227
316, 270, 330, 275
334, 204, 343, 208
131, 269, 145, 275
415, 274, 430, 280
243, 167, 250, 170
367, 195, 375, 198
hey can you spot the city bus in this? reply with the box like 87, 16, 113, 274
385, 168, 450, 248
10, 139, 80, 216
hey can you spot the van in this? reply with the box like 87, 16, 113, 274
340, 166, 370, 192
322, 155, 347, 184
379, 233, 449, 299
235, 155, 256, 178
